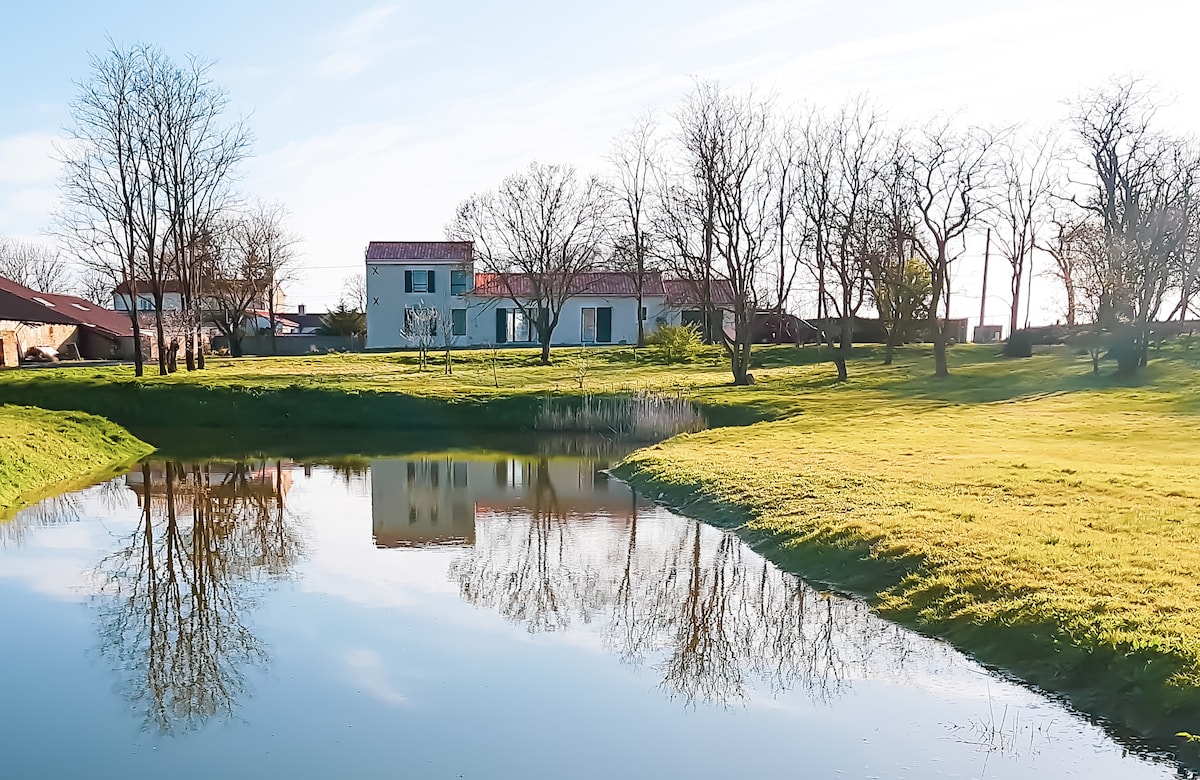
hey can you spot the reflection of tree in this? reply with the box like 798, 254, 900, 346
451, 486, 917, 707
0, 479, 126, 549
453, 457, 590, 632
95, 460, 302, 733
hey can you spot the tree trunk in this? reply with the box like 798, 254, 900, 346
933, 333, 949, 377
636, 291, 645, 348
540, 337, 551, 365
229, 332, 243, 358
154, 306, 168, 376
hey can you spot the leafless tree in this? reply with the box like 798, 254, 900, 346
994, 129, 1059, 336
341, 271, 367, 311
673, 81, 775, 385
608, 112, 662, 347
57, 41, 249, 376
205, 214, 265, 357
77, 267, 116, 305
149, 54, 251, 371
1038, 209, 1104, 327
909, 119, 1000, 377
447, 161, 612, 364
400, 300, 439, 370
0, 237, 72, 292
767, 113, 805, 322
238, 201, 296, 356
802, 98, 884, 381
867, 133, 926, 364
57, 42, 151, 376
1070, 77, 1200, 373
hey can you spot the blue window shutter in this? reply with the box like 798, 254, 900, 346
495, 307, 507, 344
427, 270, 436, 293
404, 270, 413, 293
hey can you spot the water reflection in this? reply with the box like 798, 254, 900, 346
93, 460, 302, 733
374, 451, 917, 705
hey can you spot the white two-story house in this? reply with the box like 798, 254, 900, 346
364, 241, 735, 349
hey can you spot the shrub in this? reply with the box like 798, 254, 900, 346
646, 323, 702, 363
1003, 329, 1034, 358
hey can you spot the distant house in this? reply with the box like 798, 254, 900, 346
363, 240, 736, 349
112, 279, 285, 315
0, 275, 141, 365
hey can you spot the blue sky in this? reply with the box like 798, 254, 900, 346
1, 0, 1197, 316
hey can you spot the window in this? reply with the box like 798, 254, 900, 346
581, 307, 596, 343
451, 308, 467, 336
496, 308, 528, 343
451, 269, 469, 296
404, 269, 435, 293
640, 306, 647, 321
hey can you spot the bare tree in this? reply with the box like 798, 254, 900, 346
57, 42, 151, 376
803, 98, 884, 381
1070, 77, 1200, 373
150, 53, 251, 371
608, 112, 661, 348
673, 81, 775, 385
400, 300, 439, 370
994, 129, 1058, 337
767, 113, 805, 323
909, 119, 1000, 377
238, 201, 296, 356
1038, 209, 1104, 327
867, 133, 926, 364
206, 214, 267, 357
341, 271, 367, 312
0, 237, 72, 292
447, 162, 611, 365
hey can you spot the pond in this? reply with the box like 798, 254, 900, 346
0, 441, 1190, 779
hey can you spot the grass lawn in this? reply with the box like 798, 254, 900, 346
0, 405, 151, 518
1, 340, 1199, 751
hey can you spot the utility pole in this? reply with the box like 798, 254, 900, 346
979, 228, 991, 334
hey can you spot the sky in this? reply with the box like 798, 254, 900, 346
1, 0, 1198, 323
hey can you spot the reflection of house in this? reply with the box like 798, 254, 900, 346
0, 275, 141, 365
370, 455, 646, 548
125, 461, 293, 508
364, 241, 737, 349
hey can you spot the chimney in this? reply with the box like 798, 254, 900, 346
298, 304, 306, 316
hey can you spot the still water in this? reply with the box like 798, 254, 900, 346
0, 445, 1188, 779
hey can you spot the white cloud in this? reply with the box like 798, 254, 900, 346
315, 3, 414, 80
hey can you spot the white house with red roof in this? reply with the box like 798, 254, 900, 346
364, 241, 734, 350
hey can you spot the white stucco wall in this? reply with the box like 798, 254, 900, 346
366, 261, 474, 349
465, 294, 670, 347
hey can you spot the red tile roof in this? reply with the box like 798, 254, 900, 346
0, 275, 134, 338
366, 241, 474, 262
664, 278, 737, 307
472, 271, 667, 298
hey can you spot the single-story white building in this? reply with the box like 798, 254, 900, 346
364, 241, 734, 350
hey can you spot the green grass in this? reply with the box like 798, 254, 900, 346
1, 341, 1199, 756
0, 405, 152, 518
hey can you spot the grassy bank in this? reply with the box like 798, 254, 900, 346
0, 405, 152, 518
0, 348, 774, 436
2, 342, 1199, 758
617, 345, 1200, 757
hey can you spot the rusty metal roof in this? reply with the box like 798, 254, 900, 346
366, 242, 474, 261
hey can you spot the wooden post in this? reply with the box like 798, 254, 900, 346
979, 228, 991, 339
